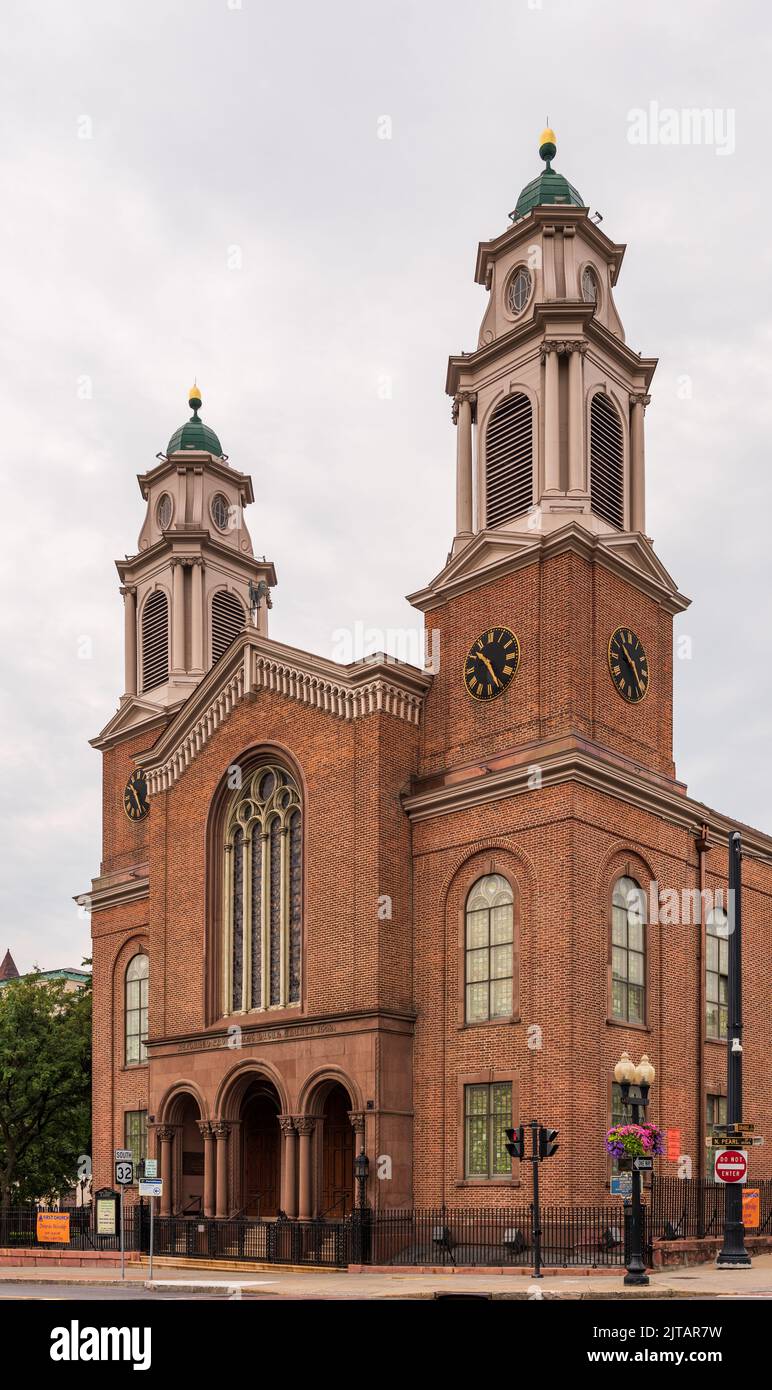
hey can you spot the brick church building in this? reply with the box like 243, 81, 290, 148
88, 130, 772, 1219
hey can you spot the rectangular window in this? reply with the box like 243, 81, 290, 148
706, 913, 729, 1040
706, 1093, 727, 1179
611, 878, 646, 1023
124, 1110, 148, 1167
464, 1082, 512, 1179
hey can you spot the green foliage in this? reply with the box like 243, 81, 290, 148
0, 976, 91, 1207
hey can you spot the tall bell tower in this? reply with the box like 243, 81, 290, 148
410, 130, 689, 782
101, 385, 276, 743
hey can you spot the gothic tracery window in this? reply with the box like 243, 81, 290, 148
224, 765, 302, 1014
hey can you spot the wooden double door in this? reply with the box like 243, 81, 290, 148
242, 1091, 280, 1218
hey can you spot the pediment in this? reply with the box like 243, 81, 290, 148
90, 695, 176, 751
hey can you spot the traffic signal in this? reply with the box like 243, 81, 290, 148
539, 1126, 559, 1159
505, 1125, 525, 1160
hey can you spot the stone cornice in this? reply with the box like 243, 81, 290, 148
76, 870, 150, 914
147, 1006, 417, 1054
474, 206, 626, 288
138, 631, 432, 794
445, 304, 656, 397
115, 535, 276, 587
138, 451, 255, 506
90, 699, 176, 753
403, 735, 772, 859
407, 522, 690, 616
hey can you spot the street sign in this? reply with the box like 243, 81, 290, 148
712, 1123, 754, 1135
708, 1134, 764, 1146
742, 1189, 760, 1229
143, 1159, 158, 1179
611, 1173, 633, 1198
138, 1180, 162, 1198
633, 1157, 653, 1171
115, 1159, 134, 1186
714, 1149, 748, 1184
114, 1148, 133, 1161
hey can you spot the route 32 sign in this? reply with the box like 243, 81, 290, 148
115, 1159, 134, 1186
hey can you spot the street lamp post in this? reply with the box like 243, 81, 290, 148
717, 831, 751, 1267
613, 1050, 655, 1286
353, 1149, 370, 1265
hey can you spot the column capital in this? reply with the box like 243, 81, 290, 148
540, 338, 587, 358
348, 1110, 365, 1136
295, 1116, 316, 1137
197, 1120, 214, 1139
451, 390, 477, 425
630, 392, 651, 409
156, 1125, 176, 1142
213, 1121, 231, 1140
279, 1114, 297, 1136
119, 585, 137, 598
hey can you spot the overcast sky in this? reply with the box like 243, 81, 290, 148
0, 0, 769, 971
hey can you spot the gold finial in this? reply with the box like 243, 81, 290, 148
539, 126, 557, 169
188, 381, 202, 413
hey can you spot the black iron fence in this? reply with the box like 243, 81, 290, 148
3, 1178, 771, 1270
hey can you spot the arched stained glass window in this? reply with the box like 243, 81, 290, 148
224, 765, 302, 1014
125, 953, 149, 1065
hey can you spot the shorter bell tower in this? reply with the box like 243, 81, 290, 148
116, 384, 276, 715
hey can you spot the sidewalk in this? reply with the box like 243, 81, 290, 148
0, 1254, 770, 1298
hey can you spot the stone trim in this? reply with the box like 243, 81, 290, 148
141, 633, 431, 795
404, 737, 772, 861
81, 874, 150, 914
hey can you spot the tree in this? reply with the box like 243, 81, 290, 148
0, 974, 91, 1209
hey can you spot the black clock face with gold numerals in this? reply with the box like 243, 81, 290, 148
608, 626, 650, 704
123, 769, 150, 821
464, 626, 520, 702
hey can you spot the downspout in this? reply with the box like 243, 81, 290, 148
695, 824, 711, 1183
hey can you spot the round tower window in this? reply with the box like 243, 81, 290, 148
211, 493, 230, 532
506, 265, 532, 315
581, 265, 599, 304
156, 493, 173, 530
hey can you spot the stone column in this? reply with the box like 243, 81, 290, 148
542, 344, 560, 493
198, 1121, 216, 1219
171, 559, 185, 673
279, 1116, 298, 1219
190, 558, 204, 673
348, 1111, 366, 1206
296, 1117, 316, 1220
157, 1126, 175, 1217
121, 586, 137, 696
453, 392, 475, 541
213, 1122, 230, 1218
567, 343, 587, 494
630, 392, 650, 533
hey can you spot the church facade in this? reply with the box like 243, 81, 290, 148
88, 132, 772, 1219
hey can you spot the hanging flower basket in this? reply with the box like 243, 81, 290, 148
605, 1123, 664, 1162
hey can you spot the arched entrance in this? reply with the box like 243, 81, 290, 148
320, 1083, 355, 1217
241, 1080, 281, 1218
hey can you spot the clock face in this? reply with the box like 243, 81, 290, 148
608, 627, 649, 704
464, 626, 520, 702
123, 769, 150, 822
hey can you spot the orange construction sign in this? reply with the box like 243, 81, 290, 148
742, 1188, 760, 1229
36, 1211, 70, 1244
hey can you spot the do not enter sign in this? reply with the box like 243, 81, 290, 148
715, 1149, 748, 1184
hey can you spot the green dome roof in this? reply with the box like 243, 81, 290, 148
510, 127, 585, 222
167, 383, 223, 457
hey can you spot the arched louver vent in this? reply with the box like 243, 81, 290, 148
141, 590, 169, 692
485, 393, 533, 527
590, 394, 624, 530
211, 589, 245, 663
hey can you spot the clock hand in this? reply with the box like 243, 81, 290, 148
620, 642, 643, 693
479, 654, 501, 687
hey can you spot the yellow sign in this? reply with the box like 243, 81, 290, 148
742, 1188, 760, 1229
36, 1211, 70, 1244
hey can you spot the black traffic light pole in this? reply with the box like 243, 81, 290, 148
530, 1120, 542, 1279
717, 831, 751, 1267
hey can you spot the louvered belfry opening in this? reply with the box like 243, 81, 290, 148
485, 392, 533, 528
211, 589, 245, 663
590, 393, 625, 529
141, 590, 169, 692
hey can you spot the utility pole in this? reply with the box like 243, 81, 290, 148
717, 831, 751, 1267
